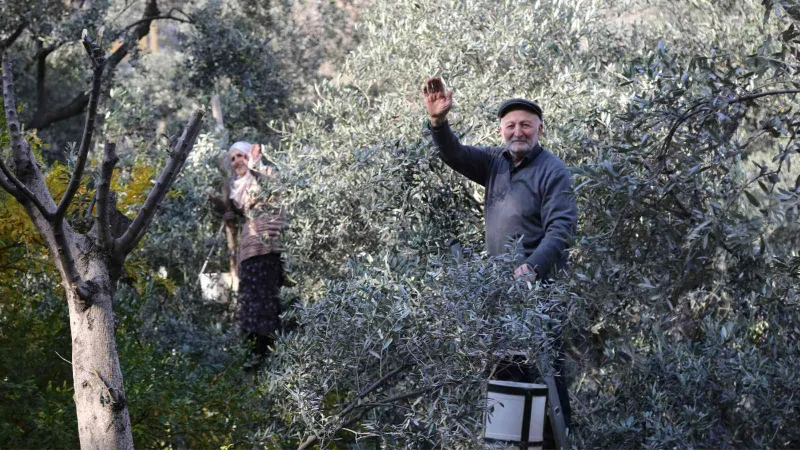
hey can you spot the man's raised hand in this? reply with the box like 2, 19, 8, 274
422, 77, 453, 127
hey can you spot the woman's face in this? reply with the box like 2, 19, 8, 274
230, 151, 249, 176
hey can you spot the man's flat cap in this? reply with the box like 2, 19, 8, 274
498, 98, 543, 120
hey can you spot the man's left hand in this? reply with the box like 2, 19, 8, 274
514, 263, 536, 282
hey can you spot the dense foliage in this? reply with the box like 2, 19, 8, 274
258, 0, 800, 447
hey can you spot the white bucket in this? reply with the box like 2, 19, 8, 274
485, 379, 548, 449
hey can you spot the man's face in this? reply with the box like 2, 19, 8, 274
499, 109, 543, 159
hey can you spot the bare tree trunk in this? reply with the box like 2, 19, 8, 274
67, 275, 132, 449
1, 32, 205, 449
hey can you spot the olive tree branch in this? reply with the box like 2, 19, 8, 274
1, 54, 54, 219
114, 109, 205, 258
96, 142, 118, 251
54, 32, 106, 221
0, 20, 27, 51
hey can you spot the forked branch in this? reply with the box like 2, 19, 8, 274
114, 109, 205, 257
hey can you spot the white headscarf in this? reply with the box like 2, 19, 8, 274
228, 141, 255, 209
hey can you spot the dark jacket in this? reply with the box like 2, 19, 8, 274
430, 121, 578, 278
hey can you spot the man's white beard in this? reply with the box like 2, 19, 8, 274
505, 140, 535, 158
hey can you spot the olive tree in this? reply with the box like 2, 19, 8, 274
248, 0, 800, 447
0, 32, 204, 448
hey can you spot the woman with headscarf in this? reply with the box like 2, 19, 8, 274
219, 141, 286, 358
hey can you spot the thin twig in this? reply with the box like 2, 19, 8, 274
197, 222, 226, 282
660, 102, 708, 157
55, 351, 127, 410
93, 369, 127, 410
54, 32, 106, 220
55, 351, 74, 366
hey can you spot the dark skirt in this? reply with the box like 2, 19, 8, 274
235, 253, 283, 339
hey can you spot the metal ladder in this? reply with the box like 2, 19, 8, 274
449, 239, 570, 450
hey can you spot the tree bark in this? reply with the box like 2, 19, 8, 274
12, 183, 133, 449
66, 254, 133, 450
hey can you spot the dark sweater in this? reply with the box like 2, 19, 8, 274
430, 121, 577, 278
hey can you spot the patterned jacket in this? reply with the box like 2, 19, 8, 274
232, 167, 286, 268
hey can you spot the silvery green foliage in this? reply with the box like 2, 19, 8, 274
256, 0, 624, 446
252, 0, 800, 448
265, 255, 568, 448
562, 13, 800, 449
271, 0, 618, 287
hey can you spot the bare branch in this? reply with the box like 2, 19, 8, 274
28, 0, 160, 131
2, 54, 83, 290
96, 142, 118, 251
38, 41, 63, 59
27, 91, 89, 131
732, 88, 800, 104
658, 101, 708, 161
49, 220, 83, 290
122, 8, 194, 32
106, 0, 159, 73
30, 40, 67, 111
24, 40, 66, 72
0, 20, 27, 51
54, 32, 106, 220
0, 158, 51, 216
0, 162, 19, 197
115, 109, 205, 257
659, 89, 800, 161
364, 383, 442, 406
3, 54, 33, 177
336, 363, 409, 419
1, 54, 54, 219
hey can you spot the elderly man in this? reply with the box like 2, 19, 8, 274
422, 77, 577, 445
